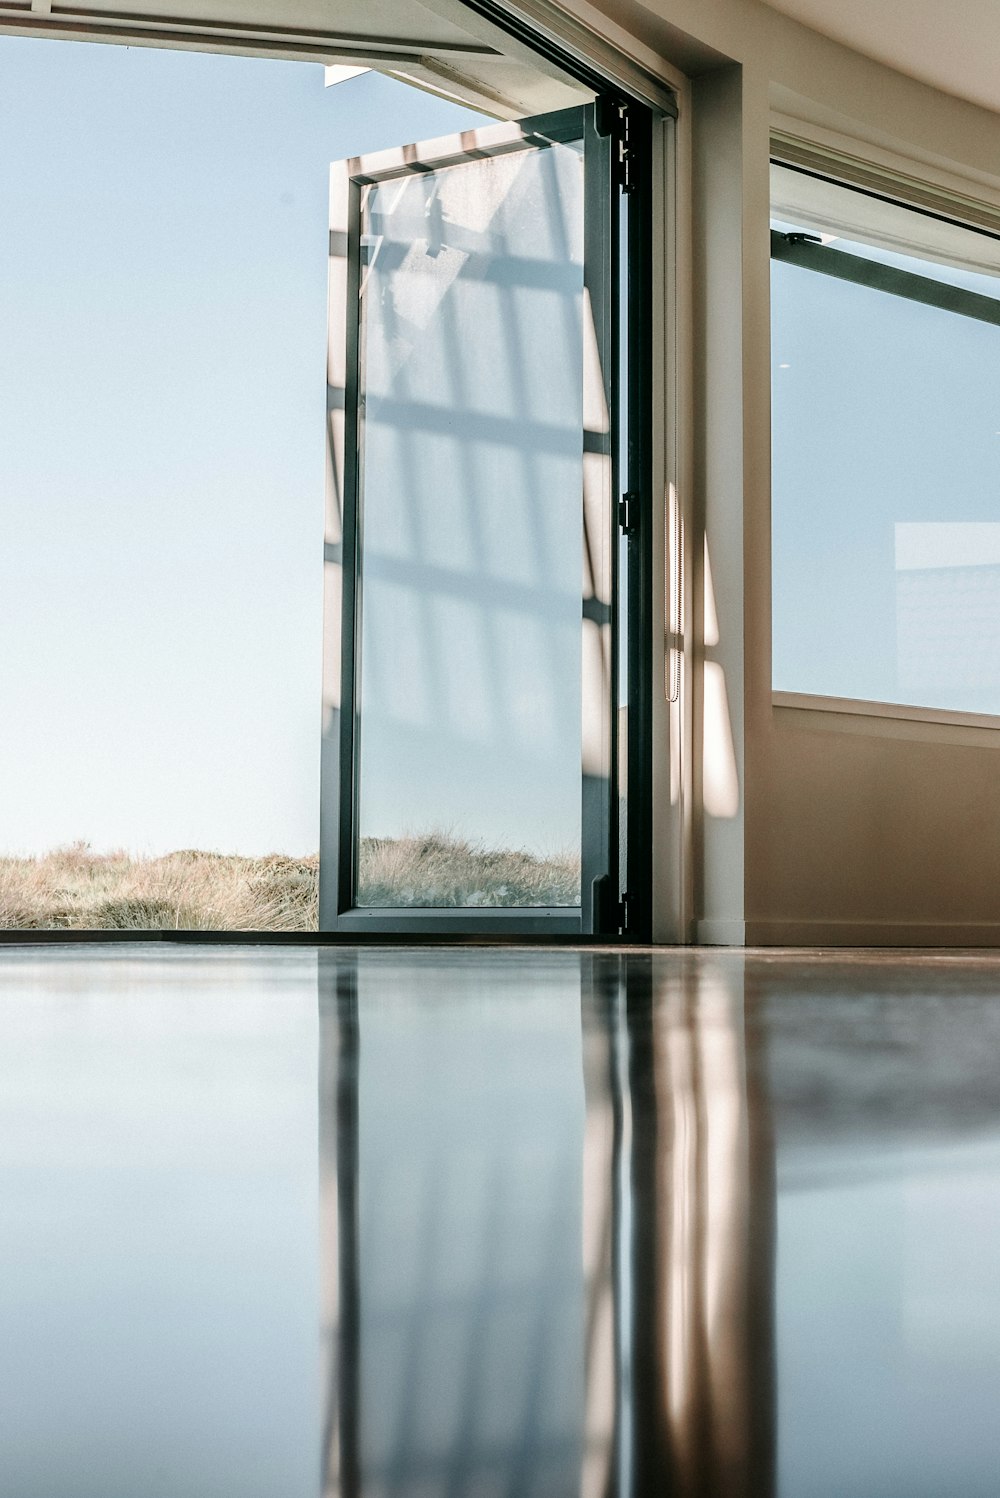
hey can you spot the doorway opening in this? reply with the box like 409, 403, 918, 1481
0, 5, 666, 938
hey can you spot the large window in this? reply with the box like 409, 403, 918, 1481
771, 162, 1000, 719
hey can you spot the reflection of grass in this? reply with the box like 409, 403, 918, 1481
357, 832, 580, 908
0, 844, 318, 931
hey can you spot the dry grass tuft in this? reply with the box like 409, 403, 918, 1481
357, 832, 580, 908
0, 833, 580, 928
0, 843, 318, 931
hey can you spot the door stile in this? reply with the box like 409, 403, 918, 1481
581, 111, 617, 935
625, 107, 654, 943
319, 161, 354, 929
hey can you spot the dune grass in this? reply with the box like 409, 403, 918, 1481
0, 844, 318, 931
0, 833, 580, 929
356, 833, 580, 908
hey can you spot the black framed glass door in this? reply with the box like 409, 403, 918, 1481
319, 105, 621, 934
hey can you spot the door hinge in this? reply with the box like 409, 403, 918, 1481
618, 892, 630, 935
595, 97, 639, 195
619, 491, 638, 535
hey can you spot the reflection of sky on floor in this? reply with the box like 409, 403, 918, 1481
0, 39, 485, 857
9, 947, 1000, 1495
767, 961, 1000, 1498
0, 948, 319, 1498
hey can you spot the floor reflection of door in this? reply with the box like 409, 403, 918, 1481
319, 951, 592, 1497
317, 950, 777, 1498
320, 108, 617, 934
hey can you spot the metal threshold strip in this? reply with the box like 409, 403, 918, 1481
771, 228, 1000, 329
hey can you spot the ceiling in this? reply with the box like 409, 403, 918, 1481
761, 0, 1000, 116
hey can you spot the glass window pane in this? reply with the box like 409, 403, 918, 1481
354, 141, 586, 907
771, 164, 1000, 716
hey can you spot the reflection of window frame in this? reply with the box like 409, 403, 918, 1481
770, 165, 1000, 733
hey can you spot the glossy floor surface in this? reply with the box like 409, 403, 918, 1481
4, 945, 1000, 1496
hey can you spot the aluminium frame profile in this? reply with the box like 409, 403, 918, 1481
770, 228, 1000, 328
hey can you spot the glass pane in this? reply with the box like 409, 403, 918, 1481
354, 141, 586, 906
771, 164, 1000, 715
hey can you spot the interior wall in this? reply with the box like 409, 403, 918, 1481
688, 62, 749, 946
558, 0, 1000, 943
747, 15, 1000, 944
747, 10, 1000, 945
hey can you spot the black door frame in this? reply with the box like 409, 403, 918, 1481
319, 92, 661, 939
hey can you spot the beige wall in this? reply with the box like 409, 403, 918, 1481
567, 0, 1000, 943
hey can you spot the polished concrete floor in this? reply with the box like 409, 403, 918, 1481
4, 945, 1000, 1496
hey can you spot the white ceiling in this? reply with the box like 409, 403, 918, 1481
761, 0, 1000, 116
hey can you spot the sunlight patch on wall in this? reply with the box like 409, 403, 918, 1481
702, 662, 739, 820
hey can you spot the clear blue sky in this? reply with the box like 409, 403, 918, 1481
0, 37, 486, 857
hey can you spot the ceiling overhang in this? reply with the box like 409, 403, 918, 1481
0, 0, 596, 116
761, 0, 1000, 118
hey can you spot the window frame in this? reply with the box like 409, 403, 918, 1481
319, 104, 651, 937
769, 152, 1000, 733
